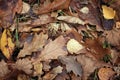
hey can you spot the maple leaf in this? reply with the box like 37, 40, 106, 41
36, 35, 68, 61
13, 58, 33, 74
18, 32, 48, 58
77, 54, 111, 80
104, 28, 120, 46
59, 56, 82, 76
0, 60, 10, 78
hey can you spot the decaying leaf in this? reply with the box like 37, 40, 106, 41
37, 36, 68, 61
67, 39, 84, 54
43, 66, 63, 80
77, 54, 111, 80
13, 58, 33, 74
104, 28, 120, 46
102, 5, 116, 19
0, 60, 10, 78
59, 56, 82, 76
18, 32, 48, 58
98, 68, 115, 80
0, 29, 15, 59
57, 16, 85, 25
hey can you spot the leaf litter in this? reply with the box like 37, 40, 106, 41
0, 0, 120, 80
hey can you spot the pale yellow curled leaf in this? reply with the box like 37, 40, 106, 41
33, 62, 43, 76
57, 16, 85, 25
13, 58, 33, 74
67, 39, 83, 54
0, 60, 10, 78
80, 7, 89, 14
18, 32, 48, 58
39, 36, 68, 61
0, 29, 15, 59
21, 2, 30, 14
102, 5, 116, 19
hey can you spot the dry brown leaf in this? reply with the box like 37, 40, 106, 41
33, 0, 71, 14
0, 0, 22, 28
37, 35, 68, 61
57, 16, 85, 25
13, 58, 33, 74
104, 28, 120, 46
77, 54, 111, 80
21, 2, 30, 14
18, 32, 48, 58
84, 38, 110, 60
43, 66, 63, 80
59, 56, 82, 76
0, 60, 10, 78
98, 68, 115, 80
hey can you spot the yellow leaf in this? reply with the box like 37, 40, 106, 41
102, 5, 116, 19
67, 39, 83, 54
0, 29, 15, 59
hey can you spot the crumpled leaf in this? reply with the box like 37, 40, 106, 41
57, 16, 85, 25
0, 29, 15, 59
77, 54, 111, 80
59, 56, 82, 76
37, 36, 68, 61
21, 2, 30, 14
98, 68, 115, 80
33, 0, 71, 14
18, 32, 48, 58
43, 66, 63, 80
104, 28, 120, 46
67, 39, 84, 54
102, 5, 116, 19
13, 58, 33, 74
0, 60, 10, 78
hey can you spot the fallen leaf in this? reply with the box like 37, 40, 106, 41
0, 29, 15, 59
77, 54, 111, 80
104, 28, 120, 46
84, 38, 110, 60
0, 0, 22, 28
33, 0, 71, 14
21, 1, 30, 14
13, 58, 33, 74
57, 16, 85, 25
59, 56, 82, 76
43, 66, 63, 80
102, 5, 116, 19
37, 35, 68, 61
33, 62, 43, 76
17, 74, 30, 80
18, 32, 48, 58
67, 39, 84, 54
0, 60, 10, 78
98, 68, 115, 80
